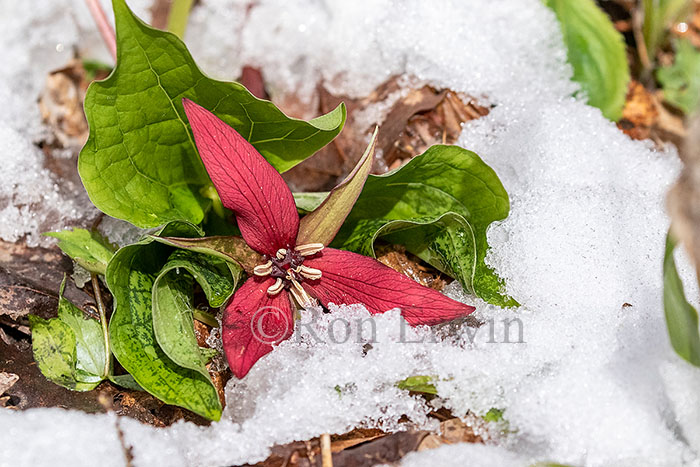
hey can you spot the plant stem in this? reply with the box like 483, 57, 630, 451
92, 274, 112, 379
167, 0, 194, 39
320, 433, 332, 467
193, 309, 219, 328
85, 0, 117, 61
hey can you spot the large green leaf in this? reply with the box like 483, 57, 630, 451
29, 279, 106, 391
79, 0, 346, 228
545, 0, 630, 121
663, 231, 700, 367
106, 222, 222, 420
657, 39, 700, 114
44, 229, 116, 275
329, 145, 515, 307
152, 249, 239, 378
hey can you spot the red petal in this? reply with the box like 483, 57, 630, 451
182, 99, 299, 256
303, 248, 475, 325
222, 277, 294, 378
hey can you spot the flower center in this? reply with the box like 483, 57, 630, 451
253, 243, 324, 307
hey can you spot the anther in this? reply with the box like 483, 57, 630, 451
289, 279, 316, 308
295, 243, 324, 257
297, 265, 322, 280
276, 248, 287, 260
267, 278, 284, 295
253, 260, 273, 277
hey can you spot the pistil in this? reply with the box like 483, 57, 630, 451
252, 243, 325, 306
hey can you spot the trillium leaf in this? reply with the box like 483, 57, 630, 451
152, 249, 239, 377
294, 192, 329, 214
297, 127, 378, 246
545, 0, 630, 121
109, 373, 143, 391
663, 231, 700, 367
29, 278, 106, 391
657, 39, 700, 114
29, 315, 87, 390
79, 0, 346, 228
384, 213, 480, 296
44, 229, 116, 275
329, 145, 515, 307
106, 221, 222, 420
153, 236, 262, 273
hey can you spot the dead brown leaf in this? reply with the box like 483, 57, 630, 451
0, 372, 19, 396
375, 245, 447, 291
416, 416, 485, 452
382, 90, 489, 171
38, 60, 91, 149
652, 92, 687, 148
280, 77, 489, 192
617, 80, 658, 140
0, 240, 94, 322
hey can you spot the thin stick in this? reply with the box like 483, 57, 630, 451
320, 433, 332, 467
85, 0, 117, 61
92, 274, 112, 378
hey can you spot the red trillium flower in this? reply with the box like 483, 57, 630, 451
180, 99, 475, 378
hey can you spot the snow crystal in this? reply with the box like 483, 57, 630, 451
3, 0, 700, 466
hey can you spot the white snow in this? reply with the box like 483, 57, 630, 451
0, 408, 128, 467
0, 0, 151, 246
2, 0, 700, 466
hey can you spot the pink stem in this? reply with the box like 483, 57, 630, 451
85, 0, 117, 61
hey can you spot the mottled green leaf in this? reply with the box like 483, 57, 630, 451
657, 39, 700, 114
58, 297, 107, 381
663, 231, 700, 366
386, 213, 479, 295
109, 373, 143, 391
29, 279, 106, 391
79, 0, 346, 228
152, 249, 239, 377
396, 375, 438, 395
545, 0, 630, 121
297, 127, 378, 245
331, 145, 515, 307
106, 221, 222, 420
44, 229, 116, 275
